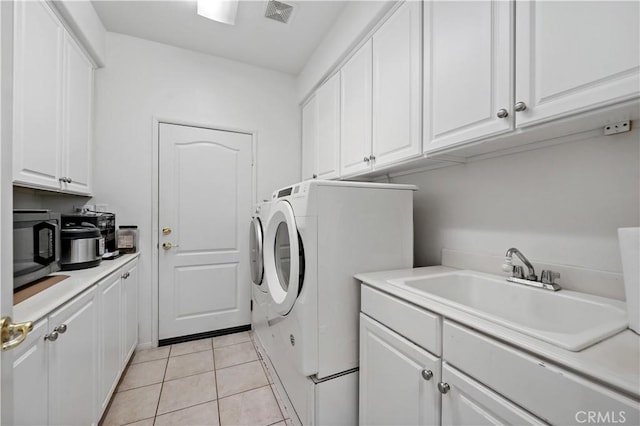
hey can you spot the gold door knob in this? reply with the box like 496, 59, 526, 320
162, 242, 179, 250
1, 316, 33, 351
162, 227, 172, 235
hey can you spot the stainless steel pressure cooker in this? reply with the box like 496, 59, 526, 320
60, 224, 104, 270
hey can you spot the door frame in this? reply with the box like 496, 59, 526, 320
150, 116, 257, 347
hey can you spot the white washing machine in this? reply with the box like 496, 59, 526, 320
249, 201, 273, 355
263, 180, 416, 425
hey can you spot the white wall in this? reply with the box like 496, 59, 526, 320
392, 129, 640, 277
296, 0, 394, 101
92, 32, 300, 346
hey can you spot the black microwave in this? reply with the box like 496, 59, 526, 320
13, 210, 61, 290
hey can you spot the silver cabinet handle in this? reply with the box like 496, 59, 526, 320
363, 157, 370, 163
437, 382, 450, 394
369, 155, 376, 161
496, 109, 509, 118
122, 272, 130, 279
514, 102, 527, 112
312, 174, 317, 179
54, 324, 67, 334
421, 369, 433, 380
44, 331, 59, 342
66, 177, 72, 183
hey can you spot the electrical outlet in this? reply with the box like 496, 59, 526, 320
604, 120, 631, 136
95, 204, 108, 213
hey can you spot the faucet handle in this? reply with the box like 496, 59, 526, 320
512, 265, 525, 279
541, 270, 560, 284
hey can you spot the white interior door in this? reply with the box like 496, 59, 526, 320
1, 2, 15, 422
158, 123, 252, 340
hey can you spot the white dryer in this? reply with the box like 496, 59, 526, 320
249, 201, 272, 355
263, 180, 416, 425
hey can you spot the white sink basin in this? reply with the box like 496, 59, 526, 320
389, 270, 628, 351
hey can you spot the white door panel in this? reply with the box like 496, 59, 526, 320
12, 0, 62, 189
159, 123, 252, 340
515, 1, 640, 126
340, 40, 373, 177
424, 0, 513, 152
372, 1, 422, 167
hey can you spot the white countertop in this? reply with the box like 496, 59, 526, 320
355, 266, 640, 398
14, 253, 140, 324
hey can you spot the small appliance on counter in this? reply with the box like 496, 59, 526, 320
13, 209, 61, 290
62, 211, 117, 256
117, 225, 138, 254
60, 223, 104, 271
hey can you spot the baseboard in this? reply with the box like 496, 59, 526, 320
158, 324, 251, 347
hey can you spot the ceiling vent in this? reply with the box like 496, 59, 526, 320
265, 0, 293, 24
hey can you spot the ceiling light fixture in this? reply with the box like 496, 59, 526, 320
196, 0, 239, 25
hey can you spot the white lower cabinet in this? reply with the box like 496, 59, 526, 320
122, 260, 139, 363
360, 284, 640, 426
13, 258, 139, 425
98, 272, 123, 415
359, 313, 441, 425
48, 287, 99, 426
13, 319, 49, 426
440, 363, 544, 425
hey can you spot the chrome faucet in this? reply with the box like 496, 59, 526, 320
502, 248, 537, 281
502, 247, 561, 291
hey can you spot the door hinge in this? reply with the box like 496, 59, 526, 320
250, 300, 253, 311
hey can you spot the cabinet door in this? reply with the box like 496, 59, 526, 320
13, 319, 49, 426
359, 314, 441, 426
440, 363, 545, 425
122, 259, 139, 363
315, 73, 341, 180
372, 1, 422, 168
340, 40, 373, 177
98, 272, 123, 416
301, 95, 318, 180
13, 0, 63, 190
48, 288, 99, 426
424, 1, 513, 153
515, 1, 640, 127
62, 33, 93, 195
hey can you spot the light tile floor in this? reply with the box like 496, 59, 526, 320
101, 331, 293, 426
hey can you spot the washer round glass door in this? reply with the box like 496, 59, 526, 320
264, 200, 300, 315
249, 217, 264, 287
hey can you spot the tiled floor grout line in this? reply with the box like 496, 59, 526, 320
218, 383, 273, 402
153, 352, 171, 421
211, 343, 222, 426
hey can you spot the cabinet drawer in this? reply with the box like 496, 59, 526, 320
361, 285, 441, 356
443, 321, 639, 425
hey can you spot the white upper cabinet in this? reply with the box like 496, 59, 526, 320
372, 0, 422, 168
424, 0, 639, 155
315, 73, 341, 180
515, 1, 640, 127
62, 33, 94, 195
13, 0, 63, 189
424, 1, 513, 152
13, 0, 94, 195
340, 40, 373, 177
301, 95, 318, 180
